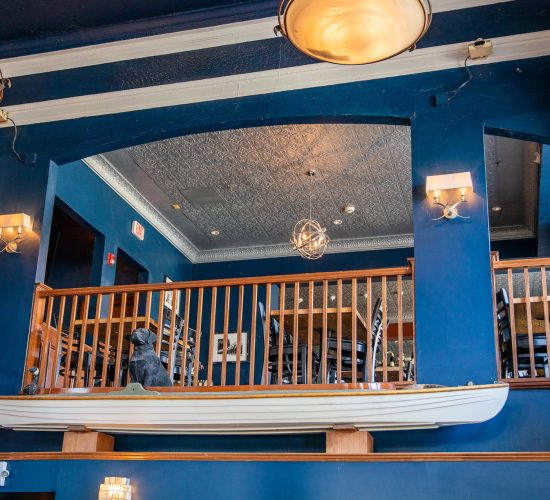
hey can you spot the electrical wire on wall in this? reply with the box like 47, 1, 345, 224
447, 56, 473, 102
0, 65, 27, 163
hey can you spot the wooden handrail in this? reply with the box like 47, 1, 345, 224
492, 255, 550, 270
36, 265, 413, 298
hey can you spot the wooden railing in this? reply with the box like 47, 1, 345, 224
492, 254, 550, 387
23, 262, 415, 392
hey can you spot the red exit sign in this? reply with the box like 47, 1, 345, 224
131, 220, 145, 240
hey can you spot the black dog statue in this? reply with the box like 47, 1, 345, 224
129, 328, 172, 387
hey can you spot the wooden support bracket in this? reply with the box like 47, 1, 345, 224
326, 429, 374, 454
62, 431, 114, 453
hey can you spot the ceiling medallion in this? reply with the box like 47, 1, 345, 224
291, 171, 329, 260
275, 0, 432, 65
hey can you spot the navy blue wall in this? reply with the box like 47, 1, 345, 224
1, 54, 550, 459
55, 160, 193, 286
2, 458, 550, 500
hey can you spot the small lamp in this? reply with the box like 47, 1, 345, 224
0, 213, 32, 253
426, 172, 473, 220
98, 477, 132, 500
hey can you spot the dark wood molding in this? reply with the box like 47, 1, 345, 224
1, 452, 549, 462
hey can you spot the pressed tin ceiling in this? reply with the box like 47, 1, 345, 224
95, 123, 538, 262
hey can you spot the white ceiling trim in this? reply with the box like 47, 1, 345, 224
2, 30, 548, 128
196, 235, 415, 263
82, 155, 200, 261
0, 0, 514, 78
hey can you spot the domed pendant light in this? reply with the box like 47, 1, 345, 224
291, 171, 329, 259
275, 0, 432, 65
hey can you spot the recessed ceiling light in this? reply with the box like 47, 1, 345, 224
491, 206, 502, 213
333, 219, 343, 225
343, 205, 355, 214
298, 297, 304, 304
171, 203, 181, 210
210, 229, 220, 236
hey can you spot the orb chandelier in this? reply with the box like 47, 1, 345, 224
291, 171, 329, 259
275, 0, 432, 65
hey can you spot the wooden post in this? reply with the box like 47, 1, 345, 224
325, 429, 374, 454
62, 431, 114, 452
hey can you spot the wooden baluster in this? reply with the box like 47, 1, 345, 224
321, 280, 328, 384
75, 294, 90, 388
49, 295, 66, 389
540, 266, 550, 380
507, 269, 519, 379
25, 285, 49, 389
100, 293, 114, 387
234, 285, 244, 386
523, 268, 536, 377
263, 285, 272, 385
114, 293, 127, 387
38, 296, 54, 388
88, 294, 103, 388
167, 294, 177, 383
409, 260, 416, 382
193, 288, 204, 386
156, 290, 165, 356
336, 280, 342, 384
397, 275, 404, 383
207, 287, 217, 386
249, 284, 258, 386
366, 278, 373, 383
180, 289, 191, 387
382, 276, 388, 383
277, 283, 286, 385
63, 296, 79, 388
126, 292, 140, 385
351, 278, 357, 384
293, 282, 300, 385
221, 286, 231, 386
308, 281, 314, 384
144, 291, 152, 330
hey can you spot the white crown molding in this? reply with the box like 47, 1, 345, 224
2, 29, 549, 128
0, 0, 513, 78
490, 224, 535, 240
82, 155, 199, 261
195, 234, 415, 263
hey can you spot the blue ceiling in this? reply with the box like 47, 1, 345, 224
0, 1, 269, 43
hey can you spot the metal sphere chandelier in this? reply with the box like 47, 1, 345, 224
275, 0, 432, 65
291, 171, 329, 260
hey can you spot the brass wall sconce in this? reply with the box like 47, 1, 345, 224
0, 213, 32, 253
426, 172, 473, 220
98, 477, 132, 500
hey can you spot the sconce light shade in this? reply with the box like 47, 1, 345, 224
0, 213, 32, 254
0, 213, 32, 230
426, 172, 473, 221
425, 172, 473, 196
277, 0, 432, 64
98, 477, 132, 500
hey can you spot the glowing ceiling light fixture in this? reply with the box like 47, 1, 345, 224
275, 0, 432, 65
291, 170, 329, 260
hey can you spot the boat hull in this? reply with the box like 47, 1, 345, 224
0, 384, 508, 435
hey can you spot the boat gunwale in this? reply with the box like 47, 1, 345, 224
0, 383, 509, 401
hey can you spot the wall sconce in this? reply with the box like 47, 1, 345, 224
426, 172, 473, 220
98, 477, 132, 500
0, 462, 9, 486
0, 213, 32, 253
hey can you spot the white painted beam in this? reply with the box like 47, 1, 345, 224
2, 30, 548, 128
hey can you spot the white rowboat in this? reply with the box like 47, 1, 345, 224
0, 383, 508, 435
